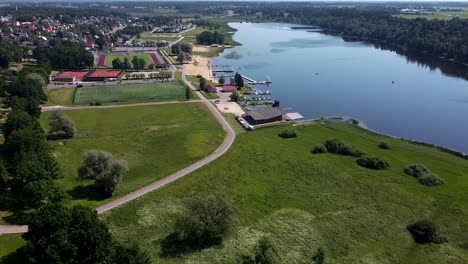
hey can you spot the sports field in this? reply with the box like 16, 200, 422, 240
103, 53, 156, 67
73, 82, 187, 104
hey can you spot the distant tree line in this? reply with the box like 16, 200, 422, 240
196, 31, 225, 45
34, 41, 94, 70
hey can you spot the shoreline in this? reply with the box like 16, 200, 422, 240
295, 116, 468, 159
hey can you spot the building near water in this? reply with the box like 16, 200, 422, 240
244, 106, 284, 125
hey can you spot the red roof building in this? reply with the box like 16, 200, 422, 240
52, 71, 89, 83
206, 84, 217, 93
222, 85, 237, 92
85, 70, 123, 81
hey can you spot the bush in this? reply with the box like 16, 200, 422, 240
378, 141, 390, 149
404, 164, 430, 178
312, 144, 327, 154
278, 129, 297, 138
417, 173, 444, 186
89, 102, 95, 106
95, 102, 102, 106
406, 219, 447, 244
356, 155, 389, 170
404, 164, 444, 186
323, 138, 363, 157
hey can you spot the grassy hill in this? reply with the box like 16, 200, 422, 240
102, 122, 468, 263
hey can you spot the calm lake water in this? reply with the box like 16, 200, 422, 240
213, 23, 468, 153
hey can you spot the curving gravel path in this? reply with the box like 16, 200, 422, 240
0, 70, 236, 234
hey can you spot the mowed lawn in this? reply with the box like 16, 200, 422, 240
73, 82, 189, 104
103, 53, 154, 67
39, 103, 224, 208
45, 88, 75, 106
102, 122, 468, 263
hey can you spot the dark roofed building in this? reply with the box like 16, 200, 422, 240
244, 106, 284, 125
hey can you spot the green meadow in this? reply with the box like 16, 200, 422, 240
102, 122, 468, 263
38, 103, 224, 208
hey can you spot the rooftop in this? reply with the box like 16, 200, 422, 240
247, 106, 285, 121
88, 70, 122, 78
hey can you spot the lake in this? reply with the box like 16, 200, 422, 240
212, 22, 468, 153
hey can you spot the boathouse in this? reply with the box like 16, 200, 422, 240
244, 106, 284, 125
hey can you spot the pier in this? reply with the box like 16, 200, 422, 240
241, 74, 272, 85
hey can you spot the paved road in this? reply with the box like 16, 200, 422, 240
0, 70, 236, 233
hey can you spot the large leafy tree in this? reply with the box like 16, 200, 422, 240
78, 150, 128, 197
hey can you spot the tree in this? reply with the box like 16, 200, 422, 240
6, 97, 42, 118
218, 75, 225, 85
132, 56, 140, 69
230, 90, 239, 102
199, 77, 207, 91
171, 43, 193, 54
33, 41, 93, 70
78, 150, 128, 197
138, 57, 146, 69
3, 110, 42, 139
114, 244, 151, 264
112, 57, 122, 69
406, 219, 447, 244
49, 111, 77, 138
122, 57, 131, 70
19, 204, 117, 264
174, 193, 234, 247
312, 247, 326, 264
254, 237, 280, 264
185, 86, 192, 100
177, 51, 188, 64
196, 31, 225, 45
20, 180, 68, 209
234, 72, 244, 89
95, 38, 106, 50
0, 160, 9, 194
148, 63, 155, 70
6, 75, 47, 103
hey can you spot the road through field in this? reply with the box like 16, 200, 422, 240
0, 70, 236, 234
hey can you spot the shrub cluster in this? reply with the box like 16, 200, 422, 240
324, 138, 363, 157
404, 164, 444, 186
312, 144, 327, 154
356, 155, 389, 170
278, 129, 297, 139
406, 219, 447, 244
378, 141, 390, 149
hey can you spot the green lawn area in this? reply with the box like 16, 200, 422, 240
102, 122, 468, 263
104, 54, 154, 67
73, 81, 189, 104
45, 88, 76, 106
0, 234, 25, 261
35, 103, 224, 209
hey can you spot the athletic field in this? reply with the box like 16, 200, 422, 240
102, 53, 156, 67
73, 82, 186, 104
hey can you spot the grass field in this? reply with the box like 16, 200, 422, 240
103, 54, 154, 67
0, 234, 24, 261
73, 82, 188, 104
45, 88, 75, 106
102, 122, 468, 263
36, 103, 225, 209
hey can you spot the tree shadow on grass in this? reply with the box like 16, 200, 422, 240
46, 133, 71, 141
159, 232, 222, 258
1, 251, 22, 264
2, 209, 30, 225
67, 183, 107, 202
